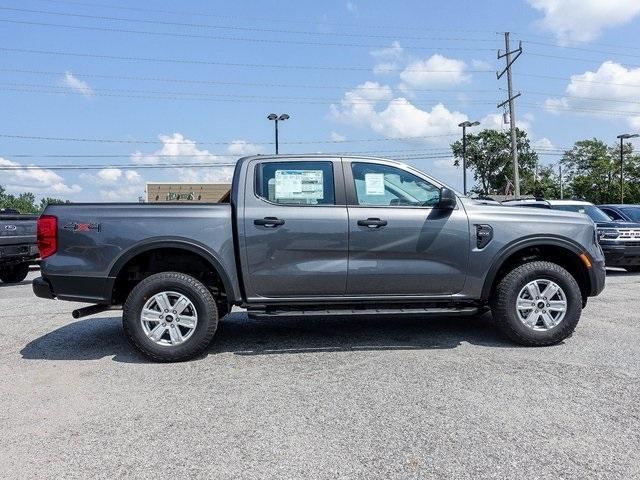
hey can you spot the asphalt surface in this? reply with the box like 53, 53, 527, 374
0, 269, 639, 480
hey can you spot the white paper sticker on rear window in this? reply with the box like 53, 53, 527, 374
364, 173, 385, 195
275, 170, 324, 201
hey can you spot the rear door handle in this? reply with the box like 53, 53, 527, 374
254, 217, 285, 227
357, 218, 387, 228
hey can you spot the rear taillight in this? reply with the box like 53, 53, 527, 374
37, 215, 57, 258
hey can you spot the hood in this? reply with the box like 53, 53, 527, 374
595, 220, 640, 229
466, 200, 595, 224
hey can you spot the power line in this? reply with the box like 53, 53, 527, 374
0, 68, 497, 93
0, 81, 497, 104
0, 6, 499, 44
528, 52, 640, 69
0, 46, 497, 72
0, 19, 494, 52
31, 0, 496, 34
0, 132, 462, 145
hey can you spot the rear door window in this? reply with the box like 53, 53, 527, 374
256, 161, 335, 205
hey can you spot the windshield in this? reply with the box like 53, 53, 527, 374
620, 207, 640, 222
553, 204, 612, 222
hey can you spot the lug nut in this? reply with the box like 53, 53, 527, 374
164, 309, 168, 312
173, 310, 177, 314
162, 323, 166, 327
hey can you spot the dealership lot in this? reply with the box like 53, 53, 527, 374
1, 270, 639, 479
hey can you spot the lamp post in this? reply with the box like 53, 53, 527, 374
616, 133, 639, 204
458, 120, 480, 195
267, 113, 290, 154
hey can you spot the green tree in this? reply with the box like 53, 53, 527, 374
451, 128, 539, 196
0, 186, 38, 213
560, 139, 640, 204
39, 197, 68, 210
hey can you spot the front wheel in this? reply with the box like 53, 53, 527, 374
0, 262, 30, 283
490, 261, 582, 346
123, 272, 219, 362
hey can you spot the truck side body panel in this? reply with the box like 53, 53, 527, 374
41, 203, 240, 304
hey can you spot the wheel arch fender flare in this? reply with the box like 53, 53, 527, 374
106, 237, 238, 304
480, 235, 589, 301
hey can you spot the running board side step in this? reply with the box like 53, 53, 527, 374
249, 306, 479, 318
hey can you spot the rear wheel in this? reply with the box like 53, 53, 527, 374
490, 261, 582, 346
0, 262, 30, 283
123, 272, 218, 362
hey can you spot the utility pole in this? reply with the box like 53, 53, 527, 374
559, 164, 563, 200
458, 120, 480, 195
497, 32, 523, 198
616, 133, 639, 204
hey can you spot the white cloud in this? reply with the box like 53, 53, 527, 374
370, 41, 404, 75
131, 133, 237, 184
346, 1, 358, 14
331, 83, 467, 142
97, 167, 122, 183
533, 137, 555, 150
226, 140, 265, 156
399, 54, 471, 90
125, 170, 141, 183
61, 71, 94, 98
330, 131, 346, 142
471, 59, 493, 71
0, 157, 81, 195
528, 0, 640, 44
544, 61, 640, 127
479, 112, 532, 132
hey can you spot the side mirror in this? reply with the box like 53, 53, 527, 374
438, 187, 457, 209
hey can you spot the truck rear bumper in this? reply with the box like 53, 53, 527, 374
32, 276, 55, 299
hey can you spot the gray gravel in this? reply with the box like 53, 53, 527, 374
0, 269, 639, 479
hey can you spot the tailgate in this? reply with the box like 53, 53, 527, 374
0, 215, 37, 247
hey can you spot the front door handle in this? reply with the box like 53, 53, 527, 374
357, 218, 387, 228
254, 217, 285, 227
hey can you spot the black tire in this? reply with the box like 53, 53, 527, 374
0, 262, 30, 283
123, 272, 218, 362
490, 261, 582, 346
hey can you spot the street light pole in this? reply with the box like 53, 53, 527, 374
267, 113, 290, 154
458, 120, 480, 195
617, 133, 639, 204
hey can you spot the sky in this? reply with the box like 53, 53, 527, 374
1, 0, 640, 201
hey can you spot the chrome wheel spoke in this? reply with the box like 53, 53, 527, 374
142, 308, 163, 322
541, 283, 559, 300
541, 312, 557, 329
522, 310, 538, 327
154, 292, 172, 312
148, 324, 166, 341
517, 299, 534, 310
547, 300, 567, 312
168, 326, 183, 345
526, 282, 541, 300
177, 315, 197, 329
174, 295, 190, 315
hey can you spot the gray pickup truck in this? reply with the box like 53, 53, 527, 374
0, 209, 38, 283
33, 155, 606, 361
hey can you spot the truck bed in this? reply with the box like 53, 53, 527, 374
41, 203, 240, 304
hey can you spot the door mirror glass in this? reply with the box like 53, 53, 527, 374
438, 187, 457, 209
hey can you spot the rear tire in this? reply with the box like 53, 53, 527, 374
123, 272, 218, 362
0, 262, 30, 283
490, 261, 582, 346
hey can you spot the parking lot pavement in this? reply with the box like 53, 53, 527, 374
0, 270, 639, 480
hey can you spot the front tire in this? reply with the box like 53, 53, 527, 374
490, 261, 582, 346
123, 272, 218, 362
0, 262, 30, 283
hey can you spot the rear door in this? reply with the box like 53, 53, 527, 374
344, 160, 469, 296
241, 157, 348, 300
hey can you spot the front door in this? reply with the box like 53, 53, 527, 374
241, 158, 348, 300
344, 160, 469, 296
